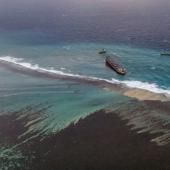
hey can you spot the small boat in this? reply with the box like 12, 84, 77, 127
98, 49, 106, 54
105, 56, 126, 75
160, 52, 170, 56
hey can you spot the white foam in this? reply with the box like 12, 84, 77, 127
0, 56, 104, 80
111, 78, 170, 95
0, 56, 170, 96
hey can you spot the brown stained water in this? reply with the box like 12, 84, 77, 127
0, 98, 170, 170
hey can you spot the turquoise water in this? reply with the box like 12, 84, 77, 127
0, 31, 170, 169
1, 39, 170, 88
1, 32, 170, 109
0, 31, 170, 131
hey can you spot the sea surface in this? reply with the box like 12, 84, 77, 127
0, 0, 170, 169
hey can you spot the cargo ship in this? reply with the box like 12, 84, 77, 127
105, 56, 126, 75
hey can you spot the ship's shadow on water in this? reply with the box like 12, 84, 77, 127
0, 99, 170, 170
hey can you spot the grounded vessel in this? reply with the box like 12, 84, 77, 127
105, 56, 126, 75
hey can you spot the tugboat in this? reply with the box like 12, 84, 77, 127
160, 52, 170, 56
98, 49, 107, 54
105, 56, 126, 75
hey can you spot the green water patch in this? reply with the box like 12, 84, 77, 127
0, 80, 126, 136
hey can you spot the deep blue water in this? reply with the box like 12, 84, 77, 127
0, 0, 170, 48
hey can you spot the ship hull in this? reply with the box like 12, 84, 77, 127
105, 57, 126, 75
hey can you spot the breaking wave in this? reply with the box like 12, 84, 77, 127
111, 79, 170, 95
0, 56, 170, 97
0, 56, 110, 81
